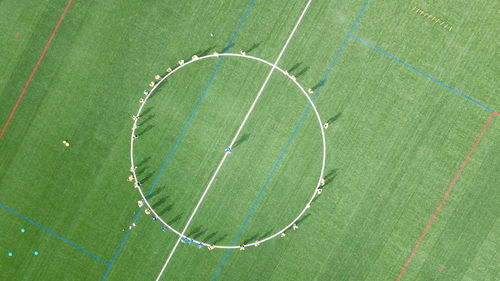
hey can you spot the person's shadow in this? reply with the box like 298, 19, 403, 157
233, 134, 250, 148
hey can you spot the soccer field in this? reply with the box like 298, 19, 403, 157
0, 0, 498, 280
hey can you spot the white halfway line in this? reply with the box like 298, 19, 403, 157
154, 1, 313, 280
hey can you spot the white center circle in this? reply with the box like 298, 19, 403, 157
130, 53, 326, 249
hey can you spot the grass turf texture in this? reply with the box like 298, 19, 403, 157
0, 0, 498, 280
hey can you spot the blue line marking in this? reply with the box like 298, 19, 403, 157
100, 1, 256, 279
348, 34, 495, 112
100, 210, 141, 280
211, 1, 371, 280
144, 0, 255, 200
145, 56, 226, 197
0, 203, 110, 265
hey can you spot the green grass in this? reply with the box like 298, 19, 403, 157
0, 0, 498, 280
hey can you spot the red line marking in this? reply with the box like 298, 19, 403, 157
395, 112, 496, 281
0, 0, 73, 139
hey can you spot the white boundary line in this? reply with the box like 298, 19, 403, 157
153, 1, 313, 280
228, 0, 312, 149
129, 14, 326, 250
132, 52, 325, 248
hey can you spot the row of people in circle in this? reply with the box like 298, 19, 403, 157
128, 52, 329, 248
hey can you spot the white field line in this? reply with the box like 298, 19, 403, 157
131, 52, 326, 249
154, 1, 312, 280
228, 0, 313, 148
154, 152, 230, 281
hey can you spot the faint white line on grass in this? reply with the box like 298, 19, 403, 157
154, 1, 313, 280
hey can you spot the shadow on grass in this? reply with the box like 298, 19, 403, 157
212, 234, 228, 244
326, 113, 342, 124
140, 172, 154, 184
243, 233, 260, 244
204, 231, 218, 242
136, 166, 148, 176
310, 169, 338, 204
324, 169, 337, 186
220, 43, 235, 53
188, 225, 207, 238
233, 134, 250, 148
294, 213, 312, 228
152, 197, 167, 209
296, 66, 310, 78
147, 184, 164, 200
196, 46, 215, 57
246, 41, 263, 53
158, 203, 175, 216
257, 229, 273, 241
137, 156, 151, 167
139, 114, 155, 127
287, 63, 310, 78
168, 214, 182, 225
140, 106, 153, 117
311, 80, 324, 91
137, 124, 154, 137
